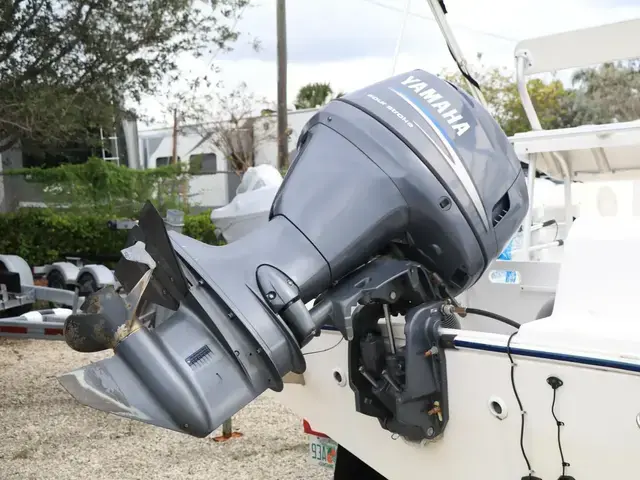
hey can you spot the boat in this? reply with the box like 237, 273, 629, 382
209, 164, 283, 244
279, 7, 640, 479
54, 3, 640, 480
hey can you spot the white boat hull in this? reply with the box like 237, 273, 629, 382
266, 216, 640, 479
268, 325, 640, 479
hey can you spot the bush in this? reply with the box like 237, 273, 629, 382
0, 208, 219, 267
4, 157, 197, 217
183, 210, 221, 245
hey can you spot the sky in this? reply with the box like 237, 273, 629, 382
138, 0, 640, 128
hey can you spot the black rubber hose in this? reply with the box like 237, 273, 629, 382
462, 307, 521, 330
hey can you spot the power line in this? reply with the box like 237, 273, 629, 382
360, 0, 518, 44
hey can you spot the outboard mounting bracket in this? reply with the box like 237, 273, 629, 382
312, 257, 450, 442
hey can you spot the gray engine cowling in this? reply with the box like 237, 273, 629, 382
58, 69, 528, 440
275, 70, 527, 295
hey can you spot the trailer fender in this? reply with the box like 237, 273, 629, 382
45, 262, 80, 287
77, 264, 116, 292
0, 254, 34, 286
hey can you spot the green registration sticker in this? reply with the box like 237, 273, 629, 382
307, 434, 338, 469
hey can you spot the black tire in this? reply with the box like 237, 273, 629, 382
77, 272, 99, 296
47, 269, 67, 290
46, 269, 69, 308
0, 260, 32, 317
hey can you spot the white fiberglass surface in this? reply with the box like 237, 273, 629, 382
269, 326, 640, 480
529, 178, 640, 219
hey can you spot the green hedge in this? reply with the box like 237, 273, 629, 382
0, 208, 219, 267
4, 156, 195, 217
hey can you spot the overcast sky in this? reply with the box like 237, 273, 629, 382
139, 0, 640, 127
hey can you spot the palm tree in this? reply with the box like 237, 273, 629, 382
294, 82, 334, 109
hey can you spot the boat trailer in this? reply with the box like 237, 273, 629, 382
0, 210, 185, 341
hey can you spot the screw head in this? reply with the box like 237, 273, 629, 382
438, 197, 452, 210
390, 291, 397, 300
427, 427, 435, 437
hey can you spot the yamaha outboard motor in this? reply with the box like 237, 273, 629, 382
58, 69, 528, 443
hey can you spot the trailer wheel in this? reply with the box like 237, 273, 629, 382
0, 261, 32, 317
77, 272, 99, 296
46, 269, 67, 290
46, 269, 69, 308
334, 445, 387, 480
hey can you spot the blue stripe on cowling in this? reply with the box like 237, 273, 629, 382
388, 87, 453, 146
454, 338, 640, 374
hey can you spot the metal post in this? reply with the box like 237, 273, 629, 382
382, 303, 396, 354
113, 131, 120, 166
424, 0, 487, 106
563, 174, 573, 238
143, 137, 150, 169
212, 417, 243, 442
276, 0, 288, 170
522, 155, 537, 260
100, 128, 107, 162
222, 418, 233, 437
515, 53, 571, 181
164, 210, 184, 234
515, 54, 542, 130
171, 108, 179, 165
390, 0, 411, 76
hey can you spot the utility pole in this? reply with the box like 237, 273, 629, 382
276, 0, 288, 169
171, 107, 188, 209
171, 108, 178, 165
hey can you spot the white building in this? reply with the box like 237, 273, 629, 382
138, 108, 318, 208
0, 108, 319, 212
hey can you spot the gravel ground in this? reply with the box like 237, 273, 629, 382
0, 338, 333, 480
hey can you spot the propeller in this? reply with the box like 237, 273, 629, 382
63, 241, 157, 353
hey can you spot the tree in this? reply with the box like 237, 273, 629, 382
294, 82, 335, 109
441, 66, 578, 136
0, 0, 252, 155
176, 82, 281, 174
499, 77, 579, 136
570, 61, 640, 125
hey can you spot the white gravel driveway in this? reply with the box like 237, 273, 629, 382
0, 338, 333, 480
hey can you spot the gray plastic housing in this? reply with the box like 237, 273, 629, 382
273, 69, 528, 293
58, 69, 528, 438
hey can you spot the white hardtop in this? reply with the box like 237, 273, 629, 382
512, 17, 640, 183
511, 120, 640, 182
